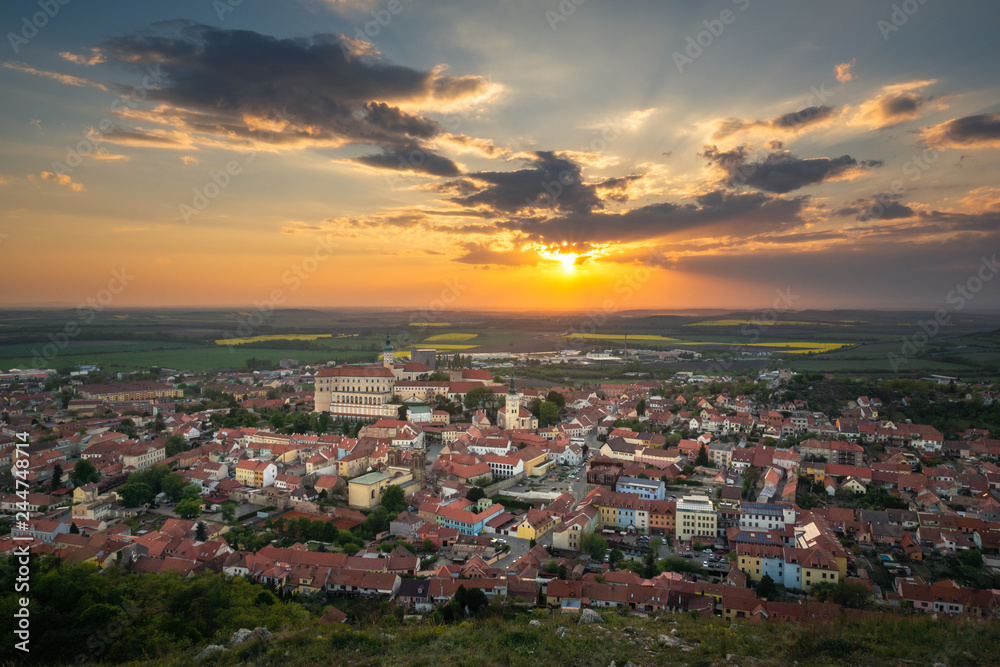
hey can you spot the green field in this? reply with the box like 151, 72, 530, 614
1, 308, 998, 377
423, 333, 478, 342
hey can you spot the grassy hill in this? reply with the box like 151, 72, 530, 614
5, 559, 998, 667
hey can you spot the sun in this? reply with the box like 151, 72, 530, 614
558, 253, 579, 271
534, 244, 583, 272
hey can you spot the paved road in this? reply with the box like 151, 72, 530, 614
494, 534, 532, 569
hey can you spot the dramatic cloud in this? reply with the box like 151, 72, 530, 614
443, 151, 631, 215
701, 144, 880, 194
835, 195, 916, 222
711, 105, 836, 140
501, 189, 807, 246
93, 22, 496, 174
922, 112, 1000, 149
835, 59, 856, 83
353, 142, 460, 177
3, 61, 107, 90
453, 241, 544, 266
850, 79, 937, 129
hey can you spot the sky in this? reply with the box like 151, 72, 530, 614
1, 0, 999, 313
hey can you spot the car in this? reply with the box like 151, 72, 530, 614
703, 548, 713, 554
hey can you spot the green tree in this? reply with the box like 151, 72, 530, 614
580, 532, 608, 561
608, 548, 624, 565
539, 401, 559, 427
380, 485, 407, 513
636, 398, 646, 417
695, 444, 710, 467
959, 548, 984, 569
175, 498, 203, 520
528, 397, 542, 417
546, 390, 566, 410
165, 434, 187, 457
464, 387, 496, 411
221, 501, 237, 523
118, 418, 137, 439
162, 473, 199, 503
118, 483, 152, 507
71, 459, 100, 486
757, 573, 779, 600
422, 538, 437, 553
811, 580, 873, 609
465, 486, 486, 503
69, 522, 80, 534
49, 463, 63, 491
195, 521, 208, 542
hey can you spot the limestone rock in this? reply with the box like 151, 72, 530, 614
195, 645, 228, 660
229, 628, 254, 645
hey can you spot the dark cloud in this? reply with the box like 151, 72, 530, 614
446, 151, 609, 214
353, 143, 460, 176
501, 189, 806, 245
713, 105, 835, 139
922, 112, 1000, 149
854, 81, 935, 129
836, 195, 916, 222
453, 241, 541, 266
671, 232, 1000, 309
96, 21, 491, 174
701, 145, 879, 194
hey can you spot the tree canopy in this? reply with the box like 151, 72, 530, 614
580, 532, 608, 561
380, 485, 407, 513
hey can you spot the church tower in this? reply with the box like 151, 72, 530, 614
382, 334, 394, 368
504, 375, 520, 429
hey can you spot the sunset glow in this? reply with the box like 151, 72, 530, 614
0, 0, 998, 312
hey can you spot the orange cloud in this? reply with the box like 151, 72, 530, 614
3, 61, 107, 90
921, 113, 1000, 149
834, 59, 856, 83
848, 79, 938, 130
59, 49, 106, 66
40, 171, 85, 191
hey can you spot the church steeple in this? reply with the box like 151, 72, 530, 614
383, 334, 394, 368
504, 373, 520, 429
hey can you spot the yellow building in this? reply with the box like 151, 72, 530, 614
800, 549, 840, 591
234, 460, 277, 488
348, 471, 393, 509
313, 364, 397, 419
512, 447, 549, 476
515, 508, 557, 541
738, 553, 763, 582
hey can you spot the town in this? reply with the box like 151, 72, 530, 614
3, 333, 999, 638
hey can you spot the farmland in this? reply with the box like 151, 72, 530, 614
0, 308, 997, 379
